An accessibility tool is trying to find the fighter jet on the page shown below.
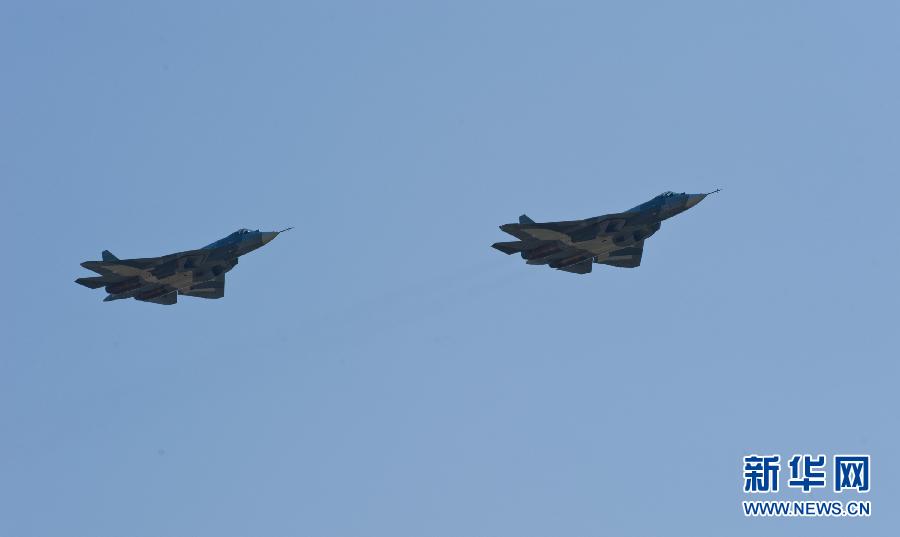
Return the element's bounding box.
[75,228,291,304]
[492,190,718,274]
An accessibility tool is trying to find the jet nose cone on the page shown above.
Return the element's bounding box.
[684,194,707,209]
[260,231,279,245]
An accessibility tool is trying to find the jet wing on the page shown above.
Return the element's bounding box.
[498,212,635,242]
[137,290,178,305]
[79,250,215,292]
[179,274,225,299]
[122,284,179,305]
[80,249,210,275]
[558,259,593,274]
[491,238,596,274]
[492,238,644,272]
[594,241,644,268]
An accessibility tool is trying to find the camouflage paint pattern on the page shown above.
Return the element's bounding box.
[492,191,717,274]
[75,228,290,304]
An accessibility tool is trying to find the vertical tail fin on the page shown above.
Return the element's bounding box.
[519,214,535,224]
[102,250,119,262]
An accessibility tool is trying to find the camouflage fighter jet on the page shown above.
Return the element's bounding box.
[492,190,719,274]
[75,228,291,304]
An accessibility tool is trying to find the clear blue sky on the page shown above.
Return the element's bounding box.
[2,1,897,535]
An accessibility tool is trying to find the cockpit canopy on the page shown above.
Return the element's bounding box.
[204,228,259,249]
[658,191,680,197]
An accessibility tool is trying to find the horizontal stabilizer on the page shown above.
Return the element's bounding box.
[491,241,526,255]
[75,276,108,289]
[80,261,106,273]
[519,214,535,224]
[102,250,119,262]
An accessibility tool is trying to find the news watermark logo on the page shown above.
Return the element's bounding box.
[741,454,871,517]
